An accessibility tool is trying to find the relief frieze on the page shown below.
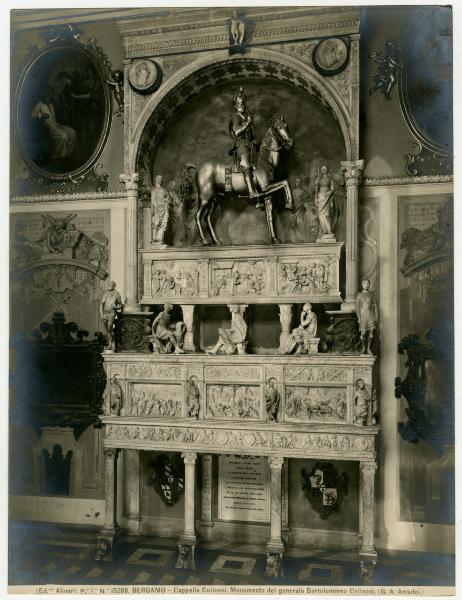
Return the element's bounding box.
[151,261,198,297]
[210,260,270,297]
[206,384,260,420]
[284,366,349,383]
[126,383,183,417]
[127,363,183,379]
[278,259,337,296]
[285,386,347,422]
[204,365,261,383]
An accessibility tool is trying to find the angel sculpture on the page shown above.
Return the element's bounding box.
[105,69,124,116]
[368,40,403,100]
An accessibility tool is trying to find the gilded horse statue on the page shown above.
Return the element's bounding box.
[191,116,294,245]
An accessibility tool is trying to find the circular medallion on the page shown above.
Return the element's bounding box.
[128,59,162,94]
[312,37,349,77]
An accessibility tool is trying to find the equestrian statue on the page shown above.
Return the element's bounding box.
[191,87,294,245]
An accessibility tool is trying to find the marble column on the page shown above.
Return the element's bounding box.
[120,173,140,313]
[176,452,197,570]
[340,160,364,311]
[359,461,377,582]
[265,455,285,578]
[278,305,292,352]
[95,448,119,560]
[125,450,141,535]
[199,454,214,541]
[180,305,195,352]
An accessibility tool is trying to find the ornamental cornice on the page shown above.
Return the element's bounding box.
[10,190,127,205]
[362,175,453,187]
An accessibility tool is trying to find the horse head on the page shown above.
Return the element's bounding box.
[271,115,294,151]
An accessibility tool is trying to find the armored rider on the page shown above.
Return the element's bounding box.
[229,87,259,199]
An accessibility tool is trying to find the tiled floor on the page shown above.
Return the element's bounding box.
[9,521,455,587]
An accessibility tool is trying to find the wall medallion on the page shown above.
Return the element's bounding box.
[128,59,162,95]
[13,25,114,183]
[148,453,185,506]
[301,462,348,519]
[312,37,349,77]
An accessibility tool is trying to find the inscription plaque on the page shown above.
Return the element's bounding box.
[218,455,270,522]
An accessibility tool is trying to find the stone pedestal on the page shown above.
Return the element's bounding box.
[265,456,285,578]
[340,160,364,311]
[176,452,197,570]
[307,337,320,354]
[95,448,120,561]
[120,173,141,313]
[115,313,152,352]
[199,454,214,541]
[180,305,195,352]
[324,310,361,353]
[278,305,292,351]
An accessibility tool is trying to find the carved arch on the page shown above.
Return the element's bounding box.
[130,47,354,172]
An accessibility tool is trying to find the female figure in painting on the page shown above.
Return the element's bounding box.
[206,305,247,355]
[31,98,77,160]
[314,165,336,241]
[284,303,317,354]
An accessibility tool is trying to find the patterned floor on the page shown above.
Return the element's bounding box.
[9,521,455,587]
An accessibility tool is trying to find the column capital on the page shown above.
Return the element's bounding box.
[120,172,139,191]
[268,455,284,470]
[182,452,198,465]
[103,447,119,460]
[227,304,248,312]
[341,159,365,186]
[360,461,377,475]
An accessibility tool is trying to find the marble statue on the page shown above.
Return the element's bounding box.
[167,180,183,240]
[283,303,317,354]
[355,279,379,355]
[265,378,280,421]
[354,379,370,425]
[102,375,122,416]
[150,303,186,354]
[100,280,123,352]
[151,175,170,244]
[187,375,200,419]
[314,165,336,241]
[206,304,247,355]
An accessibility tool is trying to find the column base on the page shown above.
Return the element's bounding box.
[126,516,141,535]
[265,546,284,579]
[359,548,377,584]
[123,303,142,314]
[175,540,197,570]
[340,301,356,312]
[95,527,120,561]
[199,520,214,542]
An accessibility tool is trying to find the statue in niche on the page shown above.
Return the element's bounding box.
[100,280,123,352]
[229,11,246,47]
[314,166,338,241]
[151,174,170,245]
[150,303,186,354]
[206,305,247,355]
[102,375,122,416]
[354,379,371,425]
[283,303,318,354]
[187,375,200,419]
[355,279,379,355]
[265,378,280,422]
[167,180,183,240]
[288,176,317,243]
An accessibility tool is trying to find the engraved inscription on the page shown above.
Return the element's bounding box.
[126,383,183,417]
[206,384,260,420]
[285,386,347,422]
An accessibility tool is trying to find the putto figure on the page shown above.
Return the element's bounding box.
[150,303,186,354]
[151,174,170,245]
[265,378,280,422]
[100,280,123,352]
[284,303,318,355]
[314,166,336,241]
[229,87,259,199]
[368,40,403,100]
[206,304,247,355]
[355,279,379,355]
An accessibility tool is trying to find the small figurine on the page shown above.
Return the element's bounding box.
[105,69,124,117]
[314,166,336,241]
[354,379,371,425]
[102,375,122,416]
[151,175,170,245]
[265,378,280,422]
[150,303,186,354]
[355,279,379,355]
[100,280,123,352]
[368,40,402,100]
[284,303,317,354]
[187,375,200,419]
[206,305,247,355]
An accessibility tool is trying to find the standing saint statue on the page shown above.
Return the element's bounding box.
[102,375,122,416]
[354,379,371,425]
[206,304,247,355]
[314,165,336,241]
[355,279,379,355]
[265,378,280,421]
[100,280,123,352]
[284,303,317,354]
[151,174,170,245]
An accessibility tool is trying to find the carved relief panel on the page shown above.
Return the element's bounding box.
[285,386,348,423]
[126,382,184,417]
[205,384,261,420]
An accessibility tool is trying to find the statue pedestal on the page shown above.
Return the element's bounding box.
[115,312,153,352]
[325,310,361,353]
[307,338,320,354]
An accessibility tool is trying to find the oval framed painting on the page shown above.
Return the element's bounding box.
[14,41,112,180]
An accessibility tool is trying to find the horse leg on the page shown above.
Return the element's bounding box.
[265,196,280,244]
[206,199,221,246]
[196,200,210,245]
[283,179,294,210]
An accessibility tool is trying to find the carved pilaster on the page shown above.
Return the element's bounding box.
[120,173,140,313]
[267,455,285,572]
[200,454,214,541]
[341,159,365,310]
[180,305,195,352]
[125,449,140,534]
[176,451,197,570]
[359,461,377,558]
[95,447,120,561]
[278,305,292,351]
